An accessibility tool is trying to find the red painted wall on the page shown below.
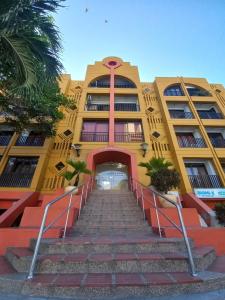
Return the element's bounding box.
[164,227,225,256]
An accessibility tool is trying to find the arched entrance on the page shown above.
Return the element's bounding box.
[86,147,138,191]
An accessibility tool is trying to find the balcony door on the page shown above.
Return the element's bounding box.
[186,163,208,176]
[95,162,128,190]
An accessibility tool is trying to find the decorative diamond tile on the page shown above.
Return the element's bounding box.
[55,162,65,171]
[152,131,160,138]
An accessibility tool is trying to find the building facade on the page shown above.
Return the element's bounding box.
[0,56,225,201]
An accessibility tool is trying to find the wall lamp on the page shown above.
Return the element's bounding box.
[71,143,82,157]
[140,142,149,157]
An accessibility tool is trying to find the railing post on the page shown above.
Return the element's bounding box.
[152,192,162,238]
[27,205,50,279]
[78,185,84,219]
[135,182,138,205]
[129,177,133,192]
[85,180,89,205]
[140,186,145,220]
[62,193,73,239]
[176,205,197,277]
[90,176,94,191]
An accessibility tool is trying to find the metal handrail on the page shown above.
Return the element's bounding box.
[27,176,93,280]
[130,178,197,277]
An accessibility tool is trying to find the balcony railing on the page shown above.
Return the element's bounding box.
[85,104,110,111]
[114,103,140,111]
[197,111,223,119]
[15,136,45,146]
[115,132,144,142]
[169,111,194,119]
[188,175,222,188]
[89,83,110,88]
[0,135,13,146]
[80,132,109,142]
[89,83,136,88]
[209,137,225,148]
[0,174,33,187]
[114,84,136,88]
[177,137,206,148]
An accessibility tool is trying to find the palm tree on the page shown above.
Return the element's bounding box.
[138,157,172,177]
[0,0,64,93]
[63,160,92,187]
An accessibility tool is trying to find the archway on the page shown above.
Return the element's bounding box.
[86,147,138,190]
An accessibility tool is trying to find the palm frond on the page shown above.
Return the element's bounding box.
[1,34,37,89]
[62,171,75,182]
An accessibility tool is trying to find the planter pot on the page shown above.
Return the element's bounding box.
[65,185,78,195]
[158,193,179,208]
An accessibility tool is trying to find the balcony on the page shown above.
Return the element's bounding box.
[0,135,13,146]
[197,111,223,119]
[188,175,222,188]
[85,104,110,111]
[209,137,225,148]
[0,174,33,187]
[177,136,206,148]
[15,135,45,146]
[80,132,109,142]
[169,111,194,119]
[115,103,140,111]
[115,132,144,142]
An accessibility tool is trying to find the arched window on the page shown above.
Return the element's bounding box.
[164,84,184,96]
[89,75,110,88]
[185,84,211,97]
[114,76,136,88]
[88,75,136,88]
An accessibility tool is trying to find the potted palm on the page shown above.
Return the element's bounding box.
[139,157,180,207]
[139,157,173,181]
[63,160,92,194]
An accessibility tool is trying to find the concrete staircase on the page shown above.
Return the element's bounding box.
[0,190,225,298]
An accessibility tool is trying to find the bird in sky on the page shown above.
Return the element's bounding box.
[85,8,88,13]
[105,20,108,23]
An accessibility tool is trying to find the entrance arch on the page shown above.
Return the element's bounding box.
[86,147,138,190]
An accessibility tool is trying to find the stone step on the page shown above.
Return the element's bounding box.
[83,208,141,212]
[6,246,216,274]
[79,213,144,220]
[86,202,138,208]
[78,218,144,223]
[30,237,194,255]
[73,226,150,233]
[76,221,147,226]
[90,191,133,195]
[1,271,225,299]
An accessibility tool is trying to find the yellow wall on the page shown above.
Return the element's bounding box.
[1,57,225,194]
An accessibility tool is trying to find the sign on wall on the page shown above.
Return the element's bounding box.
[194,188,225,198]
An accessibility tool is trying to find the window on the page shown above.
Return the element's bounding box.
[3,157,38,175]
[81,121,109,142]
[89,76,110,88]
[185,85,211,97]
[164,84,184,96]
[114,76,136,88]
[0,156,39,187]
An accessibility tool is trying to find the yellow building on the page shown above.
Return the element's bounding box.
[0,56,225,201]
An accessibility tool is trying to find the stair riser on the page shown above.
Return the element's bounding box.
[8,251,216,274]
[35,243,192,255]
[20,278,225,299]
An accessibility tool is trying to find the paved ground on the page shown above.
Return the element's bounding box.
[1,288,225,300]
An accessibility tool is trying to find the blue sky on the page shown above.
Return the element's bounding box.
[55,0,225,85]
